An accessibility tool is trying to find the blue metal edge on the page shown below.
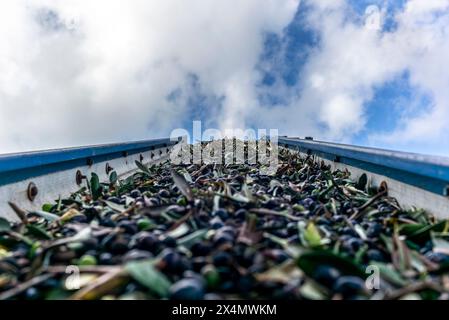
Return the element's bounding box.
[0,137,181,187]
[279,137,449,196]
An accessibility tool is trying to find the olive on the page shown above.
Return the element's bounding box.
[301,198,315,209]
[117,220,138,234]
[191,242,212,257]
[425,252,449,264]
[130,189,142,198]
[109,236,130,255]
[201,264,220,288]
[316,217,331,226]
[265,249,289,263]
[24,287,40,300]
[213,209,229,221]
[99,217,116,228]
[98,252,114,265]
[158,189,170,198]
[209,216,224,229]
[106,196,121,204]
[333,276,366,297]
[333,215,345,223]
[234,208,247,220]
[213,230,234,247]
[159,248,183,273]
[340,226,358,237]
[137,218,154,231]
[366,249,388,262]
[204,293,222,300]
[161,235,177,248]
[366,222,383,238]
[287,222,299,236]
[133,232,160,253]
[169,278,205,300]
[342,237,364,253]
[78,254,97,266]
[147,197,160,206]
[40,278,60,290]
[313,265,341,288]
[70,215,88,223]
[81,238,99,252]
[212,251,233,267]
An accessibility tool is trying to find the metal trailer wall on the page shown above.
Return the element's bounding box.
[278,137,449,219]
[0,137,181,221]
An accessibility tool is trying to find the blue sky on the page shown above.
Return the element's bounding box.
[1,0,449,156]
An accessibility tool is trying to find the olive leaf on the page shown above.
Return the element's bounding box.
[303,222,322,247]
[166,223,190,239]
[297,250,366,279]
[177,229,208,248]
[30,210,59,222]
[135,160,151,175]
[0,217,11,233]
[171,169,193,202]
[356,173,368,191]
[109,171,118,184]
[125,259,171,298]
[90,173,102,200]
[26,224,53,240]
[41,203,54,213]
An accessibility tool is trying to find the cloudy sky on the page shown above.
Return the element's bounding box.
[1,0,449,156]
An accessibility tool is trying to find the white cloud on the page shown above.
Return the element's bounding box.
[254,0,449,155]
[2,0,449,156]
[0,0,299,153]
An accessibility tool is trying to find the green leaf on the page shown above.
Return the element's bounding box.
[125,259,171,298]
[42,203,54,212]
[135,160,151,175]
[304,222,322,247]
[356,173,367,191]
[166,223,190,239]
[0,217,11,233]
[171,169,193,202]
[177,229,207,248]
[109,171,118,184]
[90,173,102,200]
[370,262,408,286]
[103,200,125,213]
[31,210,59,222]
[26,224,53,240]
[297,250,366,279]
[403,221,446,245]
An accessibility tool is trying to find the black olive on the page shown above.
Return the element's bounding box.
[98,252,114,265]
[234,208,247,220]
[130,189,142,198]
[333,276,366,297]
[213,209,229,221]
[191,242,212,257]
[133,232,160,253]
[158,189,170,198]
[109,236,130,255]
[169,278,205,300]
[106,196,121,204]
[161,235,177,248]
[366,249,388,262]
[117,220,138,234]
[366,222,383,238]
[313,265,341,288]
[212,251,233,267]
[24,287,40,300]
